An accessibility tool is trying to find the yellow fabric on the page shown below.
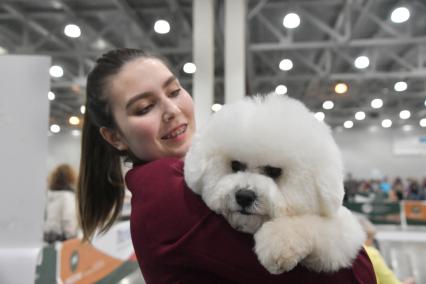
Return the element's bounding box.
[364,245,401,284]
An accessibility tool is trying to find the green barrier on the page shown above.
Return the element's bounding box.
[35,244,57,284]
[344,202,401,225]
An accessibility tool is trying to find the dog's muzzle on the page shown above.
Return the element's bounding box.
[235,189,257,211]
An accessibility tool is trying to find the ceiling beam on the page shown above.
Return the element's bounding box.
[254,70,426,83]
[113,0,157,49]
[250,36,426,51]
[3,3,70,50]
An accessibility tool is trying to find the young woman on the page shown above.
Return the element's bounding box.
[78,48,375,283]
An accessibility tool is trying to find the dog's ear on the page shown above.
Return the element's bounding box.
[315,166,345,216]
[184,141,207,194]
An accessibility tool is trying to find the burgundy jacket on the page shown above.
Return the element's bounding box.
[126,158,376,284]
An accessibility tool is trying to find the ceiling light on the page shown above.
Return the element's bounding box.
[354,56,370,69]
[283,13,300,29]
[52,1,62,9]
[394,81,407,92]
[399,110,411,119]
[183,62,196,74]
[211,104,222,112]
[322,100,334,110]
[355,111,366,120]
[69,116,80,125]
[314,112,325,121]
[371,98,383,109]
[279,59,293,71]
[381,119,392,128]
[71,129,81,137]
[334,83,348,94]
[420,118,426,127]
[48,91,55,101]
[368,125,378,132]
[402,125,413,132]
[92,38,108,50]
[50,124,61,133]
[275,84,287,95]
[64,24,81,38]
[391,7,410,23]
[49,65,63,78]
[334,126,343,132]
[154,19,170,34]
[343,120,354,129]
[80,105,86,114]
[71,84,81,94]
[0,46,8,55]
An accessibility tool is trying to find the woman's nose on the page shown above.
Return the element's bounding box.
[162,99,180,122]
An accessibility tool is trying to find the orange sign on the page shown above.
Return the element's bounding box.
[60,239,123,284]
[404,201,426,221]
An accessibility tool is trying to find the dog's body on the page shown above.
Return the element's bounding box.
[184,94,365,274]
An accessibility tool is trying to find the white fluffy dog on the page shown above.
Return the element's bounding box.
[184,94,366,274]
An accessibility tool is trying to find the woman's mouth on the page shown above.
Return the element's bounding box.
[162,124,187,140]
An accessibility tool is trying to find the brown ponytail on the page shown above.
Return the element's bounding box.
[77,48,153,240]
[77,112,124,240]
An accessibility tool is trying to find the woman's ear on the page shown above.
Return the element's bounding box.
[99,127,128,151]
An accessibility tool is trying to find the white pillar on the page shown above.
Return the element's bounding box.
[225,0,247,103]
[193,0,215,128]
[0,55,50,284]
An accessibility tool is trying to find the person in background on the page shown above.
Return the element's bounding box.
[357,215,415,284]
[44,164,78,242]
[406,179,424,200]
[422,178,426,198]
[343,172,358,202]
[379,176,391,197]
[391,177,405,201]
[77,48,376,283]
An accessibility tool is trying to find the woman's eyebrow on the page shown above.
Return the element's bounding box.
[163,75,177,88]
[126,92,152,110]
[125,76,177,110]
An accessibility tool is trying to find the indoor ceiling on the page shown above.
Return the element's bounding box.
[1,0,426,131]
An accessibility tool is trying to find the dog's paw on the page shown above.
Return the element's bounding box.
[254,220,311,274]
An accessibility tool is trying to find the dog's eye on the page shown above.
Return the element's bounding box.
[231,160,247,172]
[263,166,282,179]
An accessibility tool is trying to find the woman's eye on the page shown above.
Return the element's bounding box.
[263,166,282,179]
[170,88,181,97]
[135,104,153,115]
[231,160,247,172]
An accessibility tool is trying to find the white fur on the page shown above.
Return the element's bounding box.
[184,94,365,274]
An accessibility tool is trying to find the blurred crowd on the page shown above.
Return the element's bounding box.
[344,174,426,202]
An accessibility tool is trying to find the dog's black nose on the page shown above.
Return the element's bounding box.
[235,189,256,208]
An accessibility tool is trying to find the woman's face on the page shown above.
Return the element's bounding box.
[104,57,195,161]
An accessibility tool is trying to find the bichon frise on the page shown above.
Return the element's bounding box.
[184,94,365,274]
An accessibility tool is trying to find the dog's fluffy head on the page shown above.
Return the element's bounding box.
[184,94,344,233]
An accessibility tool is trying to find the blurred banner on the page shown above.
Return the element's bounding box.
[404,201,426,225]
[35,221,139,284]
[393,135,426,155]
